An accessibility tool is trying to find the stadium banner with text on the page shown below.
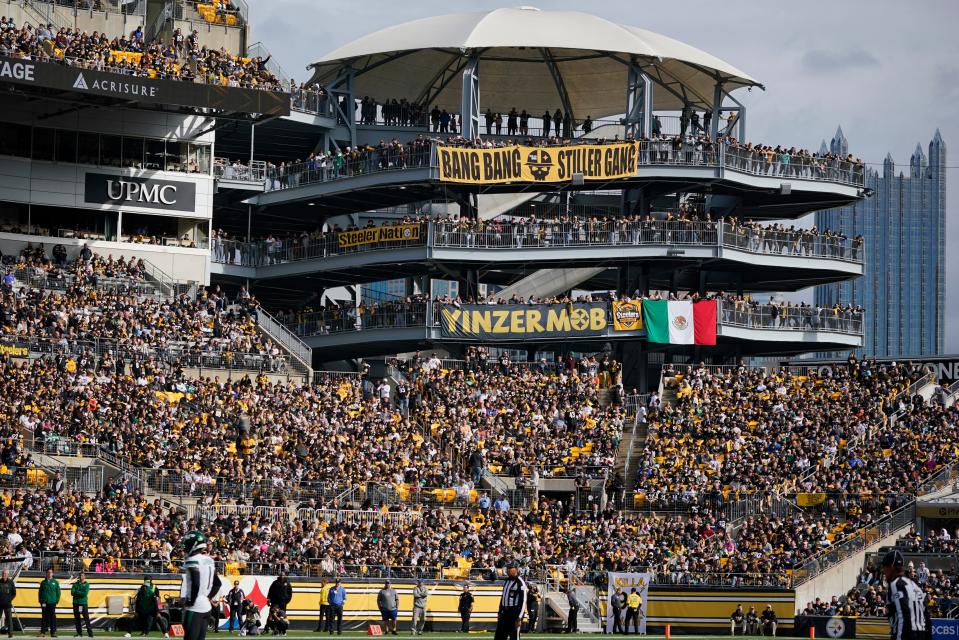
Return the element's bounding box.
[612,300,645,332]
[0,55,290,116]
[933,619,959,640]
[436,142,639,184]
[439,302,609,340]
[337,224,421,249]
[0,343,28,357]
[606,572,650,634]
[796,493,827,507]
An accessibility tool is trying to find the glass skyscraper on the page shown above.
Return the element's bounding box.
[815,127,946,357]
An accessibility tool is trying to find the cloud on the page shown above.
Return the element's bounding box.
[801,48,880,73]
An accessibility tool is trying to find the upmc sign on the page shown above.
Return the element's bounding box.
[933,619,959,640]
[0,55,289,116]
[85,173,197,213]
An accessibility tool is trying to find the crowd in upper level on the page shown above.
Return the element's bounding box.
[0,18,280,89]
[211,211,864,267]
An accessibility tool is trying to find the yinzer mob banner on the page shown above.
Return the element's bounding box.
[436,142,640,184]
[337,224,421,249]
[439,303,609,340]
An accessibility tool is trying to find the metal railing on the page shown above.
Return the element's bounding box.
[13,267,164,299]
[171,0,247,28]
[245,41,287,86]
[790,501,916,586]
[724,144,865,187]
[262,146,433,192]
[917,461,959,496]
[290,88,334,117]
[212,219,863,268]
[623,393,650,418]
[278,299,865,340]
[888,372,934,413]
[213,158,267,182]
[717,300,865,336]
[211,221,429,267]
[195,504,421,527]
[280,302,430,337]
[253,139,864,194]
[254,308,313,374]
[0,333,296,376]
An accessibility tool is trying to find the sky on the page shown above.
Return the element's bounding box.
[247,0,958,350]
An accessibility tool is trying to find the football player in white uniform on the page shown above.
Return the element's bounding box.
[180,531,221,640]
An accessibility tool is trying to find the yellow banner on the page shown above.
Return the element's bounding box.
[437,142,639,184]
[0,344,28,357]
[612,301,644,332]
[796,493,826,507]
[337,223,420,249]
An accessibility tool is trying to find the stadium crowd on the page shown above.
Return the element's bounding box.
[635,360,948,507]
[0,18,281,89]
[0,345,950,590]
[210,211,863,267]
[0,245,291,373]
[810,561,959,619]
[252,127,862,192]
[0,479,898,588]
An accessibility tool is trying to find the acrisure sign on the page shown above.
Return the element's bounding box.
[0,55,290,116]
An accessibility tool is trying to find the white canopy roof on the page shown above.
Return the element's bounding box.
[308,7,762,118]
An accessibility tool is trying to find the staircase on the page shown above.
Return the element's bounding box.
[614,410,648,497]
[792,501,916,607]
[545,586,603,633]
[20,0,61,28]
[254,308,313,378]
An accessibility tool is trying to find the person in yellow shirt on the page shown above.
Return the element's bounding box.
[315,579,330,632]
[625,588,642,634]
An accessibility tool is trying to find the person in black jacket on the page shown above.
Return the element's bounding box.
[266,573,293,620]
[610,587,626,635]
[0,570,15,638]
[526,585,539,633]
[226,582,245,633]
[457,585,474,633]
[564,586,579,634]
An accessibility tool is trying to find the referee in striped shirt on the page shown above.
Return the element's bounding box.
[882,550,929,640]
[495,562,528,640]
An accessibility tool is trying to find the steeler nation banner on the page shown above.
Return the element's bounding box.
[436,142,639,184]
[337,223,421,249]
[606,572,650,634]
[439,303,609,340]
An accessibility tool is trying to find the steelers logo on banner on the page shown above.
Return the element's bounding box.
[526,149,553,181]
[826,617,846,638]
[612,301,644,332]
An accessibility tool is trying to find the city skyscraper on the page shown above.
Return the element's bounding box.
[815,127,946,357]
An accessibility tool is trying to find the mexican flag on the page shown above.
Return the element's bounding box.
[643,300,717,345]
